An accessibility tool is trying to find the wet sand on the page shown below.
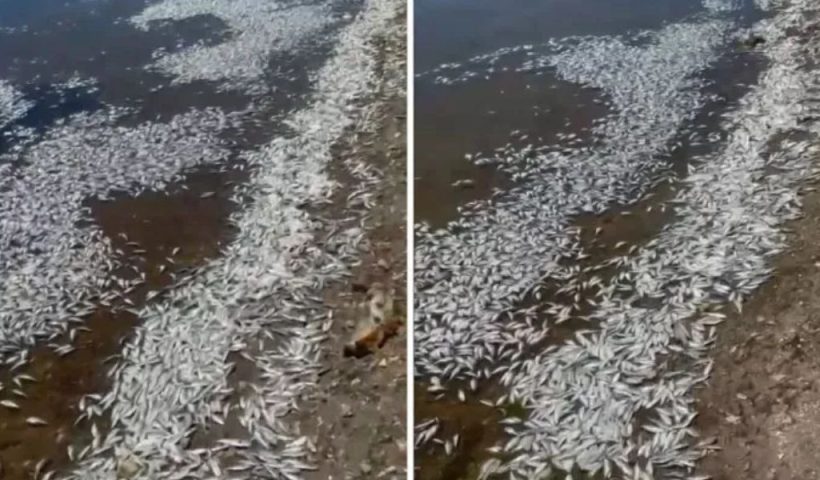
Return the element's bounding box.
[695,169,820,479]
[295,14,408,478]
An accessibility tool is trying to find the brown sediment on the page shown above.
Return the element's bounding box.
[414,382,507,480]
[0,165,241,479]
[91,165,244,272]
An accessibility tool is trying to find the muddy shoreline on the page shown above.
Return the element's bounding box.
[696,176,820,480]
[694,11,820,480]
[295,6,408,479]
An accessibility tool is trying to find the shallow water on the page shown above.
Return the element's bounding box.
[414,0,777,478]
[415,69,609,226]
[415,0,764,226]
[0,0,366,476]
[415,0,706,71]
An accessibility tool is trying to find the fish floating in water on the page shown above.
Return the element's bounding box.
[415,0,820,477]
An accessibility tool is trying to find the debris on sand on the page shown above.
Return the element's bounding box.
[743,35,767,48]
[344,282,401,358]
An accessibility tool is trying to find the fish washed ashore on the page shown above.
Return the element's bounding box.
[696,15,820,477]
[698,162,820,480]
[0,0,405,478]
[67,2,406,478]
[415,0,820,478]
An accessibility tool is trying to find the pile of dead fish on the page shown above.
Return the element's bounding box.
[416,18,730,383]
[0,79,31,129]
[416,0,820,477]
[0,0,401,478]
[499,3,818,477]
[58,0,401,478]
[0,107,237,359]
[132,0,337,93]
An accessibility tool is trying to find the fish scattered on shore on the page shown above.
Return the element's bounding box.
[415,0,820,477]
[0,0,403,478]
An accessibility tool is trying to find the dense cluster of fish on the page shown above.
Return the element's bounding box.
[415,0,750,88]
[131,0,336,93]
[0,107,237,360]
[0,0,401,478]
[702,0,742,12]
[498,3,820,477]
[416,0,820,477]
[51,0,400,478]
[0,79,31,130]
[416,18,730,382]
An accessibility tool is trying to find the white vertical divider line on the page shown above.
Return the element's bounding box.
[405,0,415,476]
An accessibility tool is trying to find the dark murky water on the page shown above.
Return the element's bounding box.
[415,68,610,226]
[415,0,704,71]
